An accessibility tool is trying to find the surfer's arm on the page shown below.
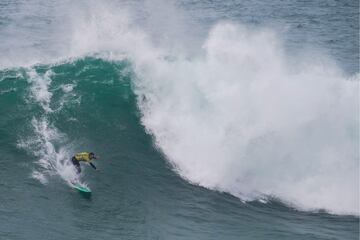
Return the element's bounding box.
[89,162,97,170]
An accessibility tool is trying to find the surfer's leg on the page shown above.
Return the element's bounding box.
[71,157,81,174]
[75,164,81,174]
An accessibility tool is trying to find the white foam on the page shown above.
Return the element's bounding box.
[60,84,75,93]
[31,170,48,185]
[26,69,53,112]
[18,118,78,185]
[20,66,80,185]
[132,23,359,215]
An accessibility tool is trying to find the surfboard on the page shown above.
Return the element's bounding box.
[72,183,91,193]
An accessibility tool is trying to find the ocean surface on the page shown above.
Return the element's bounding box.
[0,0,359,239]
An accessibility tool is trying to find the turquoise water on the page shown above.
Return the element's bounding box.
[0,1,359,239]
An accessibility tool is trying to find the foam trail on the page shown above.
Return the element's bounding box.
[18,118,77,185]
[19,68,79,185]
[26,69,53,112]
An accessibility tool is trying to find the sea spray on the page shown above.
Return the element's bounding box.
[133,23,359,215]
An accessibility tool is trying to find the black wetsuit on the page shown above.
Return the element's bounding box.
[71,157,81,173]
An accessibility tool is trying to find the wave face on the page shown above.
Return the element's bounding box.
[10,58,137,187]
[0,0,359,239]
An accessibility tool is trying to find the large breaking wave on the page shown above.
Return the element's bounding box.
[2,0,358,215]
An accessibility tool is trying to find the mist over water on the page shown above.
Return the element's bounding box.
[0,0,359,239]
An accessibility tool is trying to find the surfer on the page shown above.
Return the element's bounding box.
[71,152,98,174]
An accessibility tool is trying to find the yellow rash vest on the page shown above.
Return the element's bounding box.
[74,152,92,162]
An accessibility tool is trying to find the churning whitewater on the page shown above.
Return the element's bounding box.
[136,23,359,215]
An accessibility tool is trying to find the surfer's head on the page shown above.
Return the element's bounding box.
[89,152,96,159]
